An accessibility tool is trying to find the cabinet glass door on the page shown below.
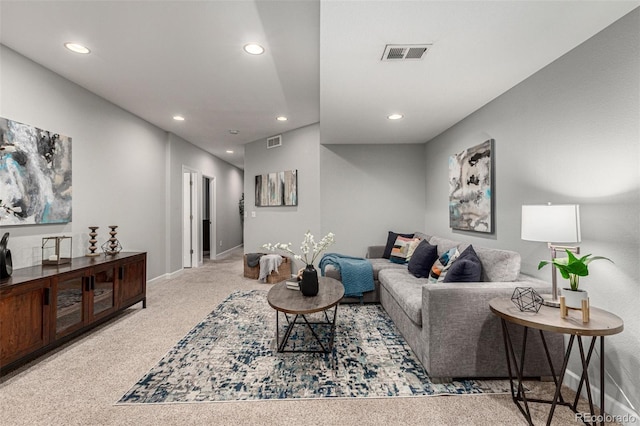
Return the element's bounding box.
[56,274,84,335]
[92,268,115,318]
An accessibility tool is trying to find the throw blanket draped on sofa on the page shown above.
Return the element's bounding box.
[319,253,374,297]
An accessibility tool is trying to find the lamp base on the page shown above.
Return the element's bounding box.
[540,294,561,308]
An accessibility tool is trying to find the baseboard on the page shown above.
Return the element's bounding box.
[215,244,243,259]
[147,268,183,284]
[564,369,639,425]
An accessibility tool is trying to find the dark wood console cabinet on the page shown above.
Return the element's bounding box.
[0,252,146,374]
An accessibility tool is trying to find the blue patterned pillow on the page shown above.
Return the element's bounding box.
[429,247,460,283]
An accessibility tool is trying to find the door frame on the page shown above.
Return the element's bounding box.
[182,167,199,269]
[202,175,216,261]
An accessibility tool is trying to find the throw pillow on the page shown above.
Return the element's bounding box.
[443,245,483,282]
[428,247,460,283]
[383,231,414,259]
[389,236,421,264]
[408,240,438,278]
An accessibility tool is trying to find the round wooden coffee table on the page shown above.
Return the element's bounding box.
[267,276,344,353]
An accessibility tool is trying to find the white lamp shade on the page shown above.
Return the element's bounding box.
[521,204,581,243]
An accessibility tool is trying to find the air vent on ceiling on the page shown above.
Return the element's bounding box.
[381,44,432,61]
[267,135,282,149]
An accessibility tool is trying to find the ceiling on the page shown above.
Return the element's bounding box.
[1,1,638,169]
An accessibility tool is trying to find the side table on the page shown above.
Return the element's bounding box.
[489,298,623,426]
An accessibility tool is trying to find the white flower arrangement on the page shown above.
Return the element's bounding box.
[263,231,335,266]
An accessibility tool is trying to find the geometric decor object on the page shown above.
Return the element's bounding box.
[449,139,493,233]
[117,290,512,404]
[0,117,72,225]
[511,287,543,313]
[101,225,122,255]
[255,169,297,207]
[41,236,72,266]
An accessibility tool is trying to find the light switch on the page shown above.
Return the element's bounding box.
[251,211,256,218]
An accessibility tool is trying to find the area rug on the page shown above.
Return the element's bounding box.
[117,290,510,404]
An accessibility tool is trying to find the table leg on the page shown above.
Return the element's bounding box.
[500,319,533,425]
[547,334,575,425]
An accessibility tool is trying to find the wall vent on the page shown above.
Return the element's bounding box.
[267,135,282,149]
[381,44,432,61]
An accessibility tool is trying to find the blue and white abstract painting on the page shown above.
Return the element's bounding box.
[449,139,493,233]
[0,117,72,225]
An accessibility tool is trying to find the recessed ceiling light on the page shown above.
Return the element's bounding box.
[276,116,288,122]
[387,113,404,120]
[226,150,234,154]
[173,115,185,121]
[229,130,239,135]
[64,42,90,54]
[243,43,264,55]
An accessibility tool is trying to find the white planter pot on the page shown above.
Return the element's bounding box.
[561,288,588,309]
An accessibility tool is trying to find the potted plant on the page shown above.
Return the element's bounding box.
[538,249,612,308]
[263,231,335,296]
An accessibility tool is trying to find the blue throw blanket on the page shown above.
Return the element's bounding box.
[319,253,374,298]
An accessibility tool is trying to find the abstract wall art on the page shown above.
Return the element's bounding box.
[0,117,72,225]
[449,139,493,233]
[255,169,297,207]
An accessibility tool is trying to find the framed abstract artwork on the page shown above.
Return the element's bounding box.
[448,139,493,233]
[255,169,297,207]
[0,117,72,225]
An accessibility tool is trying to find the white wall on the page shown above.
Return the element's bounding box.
[320,144,426,256]
[0,45,244,280]
[243,123,321,271]
[423,10,639,418]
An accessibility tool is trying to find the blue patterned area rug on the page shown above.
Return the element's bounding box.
[117,290,510,404]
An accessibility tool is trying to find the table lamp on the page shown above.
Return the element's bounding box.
[521,204,581,307]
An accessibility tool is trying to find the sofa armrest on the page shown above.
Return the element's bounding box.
[366,245,385,259]
[420,277,559,378]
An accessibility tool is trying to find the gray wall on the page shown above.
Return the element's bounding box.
[167,133,244,273]
[320,144,426,256]
[243,123,321,271]
[423,10,639,416]
[0,45,244,280]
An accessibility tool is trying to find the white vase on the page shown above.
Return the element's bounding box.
[561,288,588,309]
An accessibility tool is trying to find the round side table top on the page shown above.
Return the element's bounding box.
[489,297,623,337]
[267,276,344,315]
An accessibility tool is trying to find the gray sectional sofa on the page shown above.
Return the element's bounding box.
[325,232,564,380]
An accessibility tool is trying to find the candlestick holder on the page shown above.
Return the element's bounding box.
[86,226,100,257]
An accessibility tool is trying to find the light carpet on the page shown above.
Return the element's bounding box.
[117,289,511,404]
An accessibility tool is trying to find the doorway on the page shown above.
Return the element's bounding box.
[202,176,216,260]
[182,169,198,268]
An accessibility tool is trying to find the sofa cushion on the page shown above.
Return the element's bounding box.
[390,236,421,264]
[473,246,521,282]
[368,258,407,281]
[443,245,483,282]
[378,268,426,326]
[428,236,462,256]
[383,231,414,259]
[407,240,438,278]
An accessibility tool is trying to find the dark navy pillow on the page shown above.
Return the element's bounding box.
[408,239,438,278]
[443,245,483,282]
[383,231,414,259]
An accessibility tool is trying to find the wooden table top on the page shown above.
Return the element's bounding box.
[267,276,345,315]
[489,298,624,337]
